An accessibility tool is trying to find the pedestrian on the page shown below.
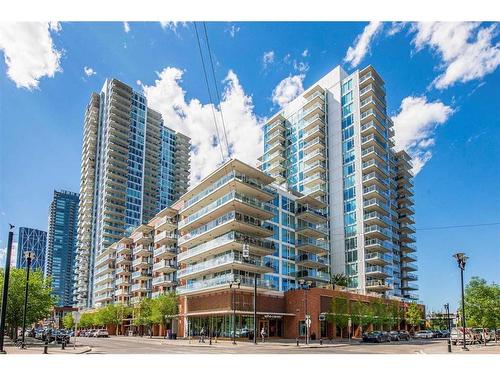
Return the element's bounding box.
[260,327,266,343]
[199,327,206,343]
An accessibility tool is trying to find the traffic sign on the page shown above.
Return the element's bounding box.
[72,311,81,323]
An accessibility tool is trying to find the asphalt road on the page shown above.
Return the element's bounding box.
[74,336,500,354]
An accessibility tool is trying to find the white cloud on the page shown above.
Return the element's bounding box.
[344,21,383,68]
[123,22,130,33]
[0,242,17,269]
[262,51,275,68]
[283,53,291,64]
[227,24,240,38]
[160,22,187,34]
[293,60,309,73]
[272,74,305,109]
[387,22,407,36]
[0,22,62,90]
[412,22,500,89]
[302,49,309,57]
[142,67,264,184]
[392,96,454,175]
[84,66,96,77]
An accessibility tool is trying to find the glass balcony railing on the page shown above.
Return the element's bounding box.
[364,238,392,251]
[296,238,328,250]
[152,274,175,286]
[365,252,392,263]
[177,252,269,279]
[363,211,393,226]
[365,265,390,274]
[177,231,276,263]
[364,225,392,238]
[131,270,151,279]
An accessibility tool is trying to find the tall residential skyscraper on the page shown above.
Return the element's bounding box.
[44,190,79,307]
[259,65,418,301]
[74,78,191,308]
[16,227,47,271]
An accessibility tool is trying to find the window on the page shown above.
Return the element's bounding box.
[342,80,352,94]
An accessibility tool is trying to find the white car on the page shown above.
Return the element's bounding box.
[414,330,434,339]
[93,329,109,338]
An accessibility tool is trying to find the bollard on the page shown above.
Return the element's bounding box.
[447,339,452,353]
[61,340,65,350]
[296,338,299,346]
[320,338,323,345]
[209,336,212,345]
[43,342,48,354]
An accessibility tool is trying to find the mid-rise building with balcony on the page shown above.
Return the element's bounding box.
[74,78,191,308]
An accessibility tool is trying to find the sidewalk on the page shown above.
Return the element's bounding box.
[2,338,92,355]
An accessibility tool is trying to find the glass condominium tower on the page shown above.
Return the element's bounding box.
[44,190,79,306]
[74,78,191,308]
[260,65,418,301]
[16,227,47,271]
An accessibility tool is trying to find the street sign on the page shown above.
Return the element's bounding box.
[72,311,81,323]
[305,315,311,327]
[348,318,352,327]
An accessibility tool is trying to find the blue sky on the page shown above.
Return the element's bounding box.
[0,21,499,312]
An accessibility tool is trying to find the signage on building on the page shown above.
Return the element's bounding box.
[263,314,283,319]
[319,314,326,321]
[242,243,250,259]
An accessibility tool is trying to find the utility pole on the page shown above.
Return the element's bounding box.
[21,251,34,349]
[0,225,15,354]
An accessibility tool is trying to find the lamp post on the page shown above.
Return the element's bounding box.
[241,239,257,344]
[444,303,452,353]
[453,252,469,351]
[0,225,15,354]
[20,251,34,349]
[229,278,240,345]
[299,279,312,345]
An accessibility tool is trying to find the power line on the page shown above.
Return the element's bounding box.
[193,22,226,163]
[415,222,500,231]
[202,22,231,158]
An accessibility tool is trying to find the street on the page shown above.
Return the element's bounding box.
[71,336,500,354]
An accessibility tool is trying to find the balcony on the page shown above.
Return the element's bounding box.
[363,185,389,201]
[364,211,392,227]
[94,264,114,278]
[115,289,130,297]
[303,149,326,165]
[303,137,325,154]
[401,282,419,291]
[95,253,115,268]
[266,119,285,135]
[154,215,177,232]
[115,277,130,287]
[177,273,278,296]
[365,265,390,278]
[152,274,175,287]
[131,283,150,293]
[364,238,392,253]
[116,267,131,276]
[177,252,272,280]
[397,204,415,216]
[267,161,286,175]
[295,269,330,283]
[155,230,177,247]
[362,159,389,177]
[267,129,285,144]
[400,233,417,243]
[177,231,275,264]
[365,252,392,266]
[402,273,418,281]
[364,225,392,240]
[296,238,329,256]
[302,183,327,199]
[153,245,177,260]
[266,150,285,165]
[303,160,326,177]
[363,198,390,215]
[362,172,389,190]
[133,244,153,257]
[401,252,418,263]
[303,91,325,109]
[131,270,152,280]
[295,205,327,224]
[365,279,392,292]
[303,123,325,143]
[401,242,417,253]
[296,254,328,269]
[153,259,176,274]
[400,223,416,234]
[296,222,328,239]
[94,272,115,286]
[266,141,285,155]
[178,211,274,248]
[133,231,154,246]
[303,114,325,133]
[132,257,152,268]
[302,103,324,122]
[401,263,418,272]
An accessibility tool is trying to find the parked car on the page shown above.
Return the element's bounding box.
[53,329,70,343]
[414,330,434,339]
[362,331,390,343]
[397,331,411,341]
[471,328,491,343]
[388,331,401,341]
[431,330,443,338]
[440,330,450,338]
[451,327,476,345]
[93,329,109,338]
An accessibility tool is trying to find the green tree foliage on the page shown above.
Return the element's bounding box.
[151,292,178,335]
[62,313,74,329]
[350,301,374,335]
[79,312,95,328]
[463,277,500,329]
[0,268,55,337]
[406,302,423,332]
[327,297,349,338]
[330,273,349,287]
[371,300,388,330]
[135,298,154,336]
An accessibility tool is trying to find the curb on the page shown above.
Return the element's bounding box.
[78,346,92,354]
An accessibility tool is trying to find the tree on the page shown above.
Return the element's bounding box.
[151,292,178,338]
[330,273,348,288]
[79,312,95,328]
[371,300,388,330]
[0,268,55,338]
[62,313,74,329]
[406,302,423,332]
[135,298,154,337]
[327,297,349,339]
[351,301,373,336]
[115,303,133,335]
[463,277,500,344]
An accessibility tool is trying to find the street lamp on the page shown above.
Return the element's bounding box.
[298,279,312,345]
[20,250,34,349]
[229,278,241,345]
[0,224,15,354]
[242,239,258,345]
[453,252,469,351]
[444,303,452,353]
